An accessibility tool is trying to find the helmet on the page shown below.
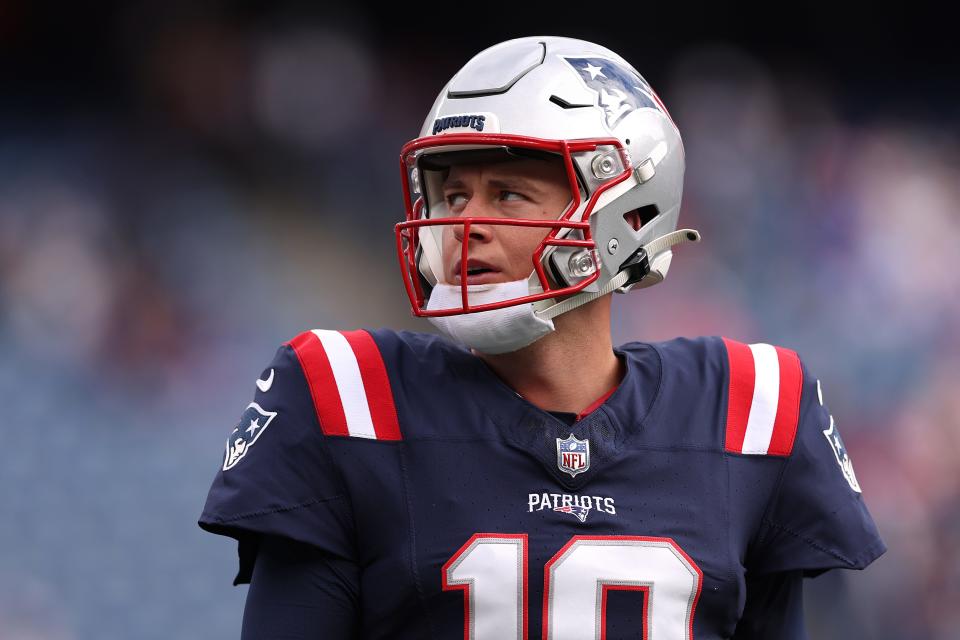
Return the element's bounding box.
[395,35,700,322]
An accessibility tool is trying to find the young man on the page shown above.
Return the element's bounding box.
[199,36,886,638]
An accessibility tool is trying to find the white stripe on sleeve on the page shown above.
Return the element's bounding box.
[741,343,780,454]
[312,329,377,439]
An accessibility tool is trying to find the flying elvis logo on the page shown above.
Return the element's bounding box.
[561,56,671,131]
[817,379,862,493]
[224,402,277,470]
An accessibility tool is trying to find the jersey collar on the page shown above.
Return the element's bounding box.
[446,340,661,489]
[448,341,662,442]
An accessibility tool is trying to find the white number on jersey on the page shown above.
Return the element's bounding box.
[444,533,702,639]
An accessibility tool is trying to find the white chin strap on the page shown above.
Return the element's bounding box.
[425,228,700,354]
[536,228,702,320]
[426,278,556,355]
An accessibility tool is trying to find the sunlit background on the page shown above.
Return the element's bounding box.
[1,3,957,638]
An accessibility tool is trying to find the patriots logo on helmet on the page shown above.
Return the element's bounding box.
[562,56,667,130]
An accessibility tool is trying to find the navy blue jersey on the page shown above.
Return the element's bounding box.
[199,328,886,639]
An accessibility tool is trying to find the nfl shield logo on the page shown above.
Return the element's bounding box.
[556,434,590,478]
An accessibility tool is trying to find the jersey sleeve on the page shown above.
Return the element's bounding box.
[198,342,356,585]
[731,569,806,639]
[747,354,887,577]
[241,535,360,639]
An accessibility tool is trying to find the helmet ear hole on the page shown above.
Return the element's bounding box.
[624,205,659,231]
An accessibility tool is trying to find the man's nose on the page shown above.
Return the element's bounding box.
[451,195,495,243]
[451,221,493,243]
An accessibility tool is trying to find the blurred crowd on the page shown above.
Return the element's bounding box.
[0,5,957,639]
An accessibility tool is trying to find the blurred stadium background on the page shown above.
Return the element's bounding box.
[1,2,956,638]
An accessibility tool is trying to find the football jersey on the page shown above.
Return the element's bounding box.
[199,328,886,639]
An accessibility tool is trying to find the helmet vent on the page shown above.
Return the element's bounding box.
[624,205,659,231]
[549,94,591,109]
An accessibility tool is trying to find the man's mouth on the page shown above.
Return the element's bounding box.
[451,260,501,284]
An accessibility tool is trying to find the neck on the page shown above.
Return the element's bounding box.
[473,296,624,415]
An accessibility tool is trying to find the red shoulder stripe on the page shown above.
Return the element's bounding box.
[288,331,349,437]
[721,337,802,456]
[767,346,802,455]
[288,330,402,440]
[341,330,402,441]
[722,337,755,453]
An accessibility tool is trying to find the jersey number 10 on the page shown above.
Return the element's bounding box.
[443,533,702,640]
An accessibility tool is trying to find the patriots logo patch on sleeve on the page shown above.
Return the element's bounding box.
[822,415,862,493]
[561,56,668,130]
[816,379,862,493]
[223,402,277,471]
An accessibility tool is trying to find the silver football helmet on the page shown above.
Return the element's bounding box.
[395,35,700,321]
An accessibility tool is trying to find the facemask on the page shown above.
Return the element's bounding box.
[425,278,556,354]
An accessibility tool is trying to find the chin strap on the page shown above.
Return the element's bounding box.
[536,228,702,321]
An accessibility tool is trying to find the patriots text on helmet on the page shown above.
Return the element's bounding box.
[432,114,486,135]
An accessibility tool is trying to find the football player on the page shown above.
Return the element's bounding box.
[199,36,886,639]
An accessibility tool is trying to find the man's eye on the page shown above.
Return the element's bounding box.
[500,191,526,202]
[445,193,467,208]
